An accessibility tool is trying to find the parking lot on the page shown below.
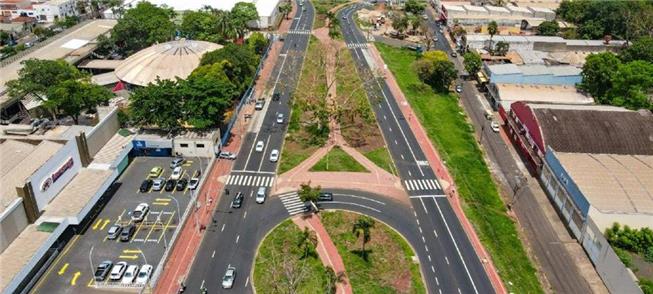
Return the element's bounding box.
[31,156,207,293]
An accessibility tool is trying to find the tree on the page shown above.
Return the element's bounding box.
[324,266,345,294]
[46,80,112,124]
[487,20,498,51]
[214,10,236,41]
[605,60,653,110]
[580,52,621,101]
[620,37,653,63]
[32,26,53,40]
[537,20,560,36]
[413,51,457,92]
[326,11,341,39]
[247,32,269,55]
[391,14,409,34]
[352,216,375,261]
[409,15,422,34]
[129,79,183,132]
[297,228,318,259]
[180,10,220,42]
[231,2,259,39]
[279,2,292,20]
[180,63,238,128]
[0,30,11,45]
[463,51,482,76]
[7,59,85,102]
[404,0,425,15]
[110,2,175,55]
[199,43,259,91]
[298,182,321,203]
[494,41,509,56]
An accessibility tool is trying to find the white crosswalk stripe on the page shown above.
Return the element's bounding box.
[288,29,311,35]
[225,174,275,187]
[347,43,368,49]
[404,179,442,191]
[278,192,305,216]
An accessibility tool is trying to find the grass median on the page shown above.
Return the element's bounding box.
[310,146,368,172]
[375,42,542,293]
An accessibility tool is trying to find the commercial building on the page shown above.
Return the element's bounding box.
[132,129,221,158]
[439,3,554,26]
[484,63,582,86]
[489,83,593,111]
[504,103,653,171]
[32,0,76,23]
[466,34,626,53]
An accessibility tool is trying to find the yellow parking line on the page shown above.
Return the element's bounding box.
[58,263,69,275]
[92,219,103,230]
[132,219,146,241]
[158,211,175,243]
[155,198,171,202]
[119,255,139,260]
[70,271,81,286]
[99,219,110,230]
[123,249,142,254]
[31,235,80,292]
[144,219,157,241]
[152,202,169,206]
[87,278,94,287]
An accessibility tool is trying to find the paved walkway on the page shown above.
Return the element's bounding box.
[154,9,299,294]
[366,44,507,294]
[293,214,353,294]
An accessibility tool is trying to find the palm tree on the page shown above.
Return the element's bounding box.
[297,228,318,258]
[352,216,375,261]
[214,10,236,41]
[487,20,498,52]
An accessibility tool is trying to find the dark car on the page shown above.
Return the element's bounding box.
[94,260,113,281]
[272,92,281,101]
[164,179,177,191]
[318,192,333,201]
[120,225,135,242]
[139,179,153,192]
[231,192,244,208]
[176,178,188,191]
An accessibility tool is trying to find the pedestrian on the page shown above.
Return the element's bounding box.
[225,188,230,195]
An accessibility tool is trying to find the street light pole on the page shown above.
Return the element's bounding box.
[88,245,95,283]
[508,176,528,209]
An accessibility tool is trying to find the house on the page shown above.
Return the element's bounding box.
[32,0,76,23]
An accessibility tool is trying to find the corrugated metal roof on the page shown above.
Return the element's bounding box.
[487,63,520,75]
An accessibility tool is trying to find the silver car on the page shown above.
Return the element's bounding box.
[222,266,236,289]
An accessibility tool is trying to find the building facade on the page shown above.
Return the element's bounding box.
[32,0,76,23]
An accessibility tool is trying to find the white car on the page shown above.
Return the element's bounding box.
[135,264,153,284]
[121,265,139,284]
[255,140,264,152]
[189,177,200,190]
[109,261,127,281]
[276,113,284,124]
[152,178,165,191]
[170,166,183,180]
[131,203,149,222]
[269,149,279,162]
[490,121,501,133]
[256,187,266,204]
[222,266,236,289]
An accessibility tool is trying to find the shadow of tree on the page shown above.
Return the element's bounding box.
[351,249,374,262]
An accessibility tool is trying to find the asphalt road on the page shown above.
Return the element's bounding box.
[339,4,493,294]
[31,157,206,294]
[183,1,315,293]
[422,6,595,293]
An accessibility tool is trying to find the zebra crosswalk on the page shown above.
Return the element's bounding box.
[288,29,311,35]
[278,192,305,216]
[347,43,368,49]
[225,174,275,187]
[404,179,442,191]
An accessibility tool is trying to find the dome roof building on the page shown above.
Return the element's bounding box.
[115,39,222,86]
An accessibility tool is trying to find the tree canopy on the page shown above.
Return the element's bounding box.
[180,10,220,43]
[413,51,457,92]
[620,37,653,63]
[129,79,183,132]
[230,2,259,39]
[537,20,560,36]
[200,43,259,91]
[247,32,269,55]
[463,52,482,75]
[404,0,425,15]
[580,52,621,100]
[110,1,175,55]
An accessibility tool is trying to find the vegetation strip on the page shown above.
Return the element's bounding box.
[310,146,368,173]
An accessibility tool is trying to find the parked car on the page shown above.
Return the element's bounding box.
[165,179,177,191]
[148,167,163,178]
[255,100,265,110]
[272,92,281,101]
[318,192,334,201]
[109,261,128,281]
[269,149,279,162]
[231,192,244,208]
[490,121,501,133]
[152,178,166,191]
[131,203,149,222]
[139,179,152,192]
[455,84,463,93]
[120,224,135,242]
[276,113,284,124]
[170,166,183,180]
[107,224,122,240]
[176,178,188,191]
[121,264,139,284]
[256,187,266,204]
[450,51,457,57]
[135,264,153,284]
[94,260,113,281]
[189,177,200,190]
[255,141,265,152]
[170,157,185,169]
[219,151,237,160]
[222,266,236,289]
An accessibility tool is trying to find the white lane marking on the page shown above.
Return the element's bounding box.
[431,265,435,273]
[416,219,420,226]
[236,235,240,244]
[211,250,216,258]
[432,198,479,294]
[418,226,422,234]
[422,236,426,243]
[445,256,450,265]
[200,280,205,289]
[243,211,247,219]
[325,201,382,213]
[226,175,233,185]
[436,276,439,285]
[408,170,412,176]
[434,229,438,238]
[384,115,387,120]
[418,180,426,190]
[409,195,447,199]
[221,224,226,232]
[333,193,386,205]
[458,288,462,294]
[388,127,392,132]
[404,180,412,191]
[419,197,428,214]
[424,245,429,252]
[394,139,398,145]
[428,255,432,262]
[434,179,441,189]
[400,154,405,160]
[439,289,443,294]
[426,180,435,190]
[257,135,272,172]
[236,175,244,186]
[245,276,250,287]
[245,175,251,186]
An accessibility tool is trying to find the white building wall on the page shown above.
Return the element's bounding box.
[27,139,81,211]
[33,0,76,22]
[0,199,28,254]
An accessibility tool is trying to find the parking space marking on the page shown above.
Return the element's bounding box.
[132,218,147,242]
[92,218,103,230]
[153,201,170,206]
[70,271,81,286]
[100,219,110,230]
[87,278,94,287]
[157,211,175,243]
[119,254,139,260]
[58,263,69,275]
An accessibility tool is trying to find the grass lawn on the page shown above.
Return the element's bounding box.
[310,146,368,172]
[253,220,330,293]
[375,42,542,293]
[364,147,396,175]
[321,211,426,294]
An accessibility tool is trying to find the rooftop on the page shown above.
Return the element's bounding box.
[40,168,113,221]
[0,224,52,291]
[114,39,222,86]
[488,64,582,76]
[534,107,653,155]
[556,152,653,216]
[495,84,594,105]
